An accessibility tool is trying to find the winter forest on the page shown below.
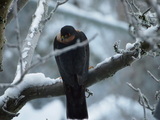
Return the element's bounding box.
[0,0,160,120]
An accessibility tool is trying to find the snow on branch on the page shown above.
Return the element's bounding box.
[123,0,160,57]
[13,0,68,85]
[122,1,160,119]
[1,0,160,119]
[145,0,160,25]
[0,73,61,120]
[0,38,149,119]
[13,0,49,85]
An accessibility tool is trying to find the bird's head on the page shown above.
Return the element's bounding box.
[60,25,76,43]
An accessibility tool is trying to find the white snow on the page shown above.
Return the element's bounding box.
[0,73,61,106]
[113,54,122,59]
[13,64,23,84]
[96,54,122,67]
[29,0,47,38]
[126,43,135,50]
[140,25,158,38]
[27,42,31,46]
[22,47,30,59]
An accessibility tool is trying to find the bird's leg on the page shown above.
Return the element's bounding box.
[85,88,93,98]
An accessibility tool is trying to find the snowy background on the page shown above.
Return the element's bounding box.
[0,0,159,120]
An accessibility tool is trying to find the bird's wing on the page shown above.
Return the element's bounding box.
[54,32,89,86]
[75,31,89,85]
[54,36,76,86]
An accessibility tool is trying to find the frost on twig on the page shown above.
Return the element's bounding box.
[0,31,149,119]
[7,0,30,24]
[147,70,160,83]
[0,40,140,119]
[147,70,160,120]
[13,0,49,85]
[127,82,154,120]
[123,0,160,58]
[145,0,160,25]
[12,33,97,86]
[13,0,68,85]
[45,0,68,22]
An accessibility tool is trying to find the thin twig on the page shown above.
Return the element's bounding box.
[142,7,151,16]
[121,0,132,24]
[155,90,160,100]
[0,83,14,88]
[45,0,68,22]
[131,0,140,12]
[14,0,23,75]
[147,70,160,83]
[125,0,138,21]
[2,106,19,117]
[12,33,98,85]
[127,82,154,120]
[114,40,125,54]
[145,0,160,25]
[6,43,18,48]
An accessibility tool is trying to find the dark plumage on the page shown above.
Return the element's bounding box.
[54,25,89,119]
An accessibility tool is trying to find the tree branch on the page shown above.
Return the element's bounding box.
[13,0,68,85]
[145,0,160,25]
[0,0,13,71]
[7,0,29,24]
[12,0,49,84]
[0,40,144,119]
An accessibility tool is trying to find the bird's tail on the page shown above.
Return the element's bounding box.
[64,83,88,119]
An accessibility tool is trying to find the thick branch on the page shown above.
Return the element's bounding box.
[0,0,13,71]
[0,44,140,120]
[13,0,49,84]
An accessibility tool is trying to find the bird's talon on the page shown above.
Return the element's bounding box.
[88,66,94,70]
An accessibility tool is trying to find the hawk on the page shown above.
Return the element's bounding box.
[54,25,89,119]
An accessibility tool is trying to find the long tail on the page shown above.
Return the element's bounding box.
[64,83,88,119]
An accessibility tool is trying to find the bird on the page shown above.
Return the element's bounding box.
[54,25,89,119]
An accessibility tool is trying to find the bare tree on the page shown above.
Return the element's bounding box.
[0,0,160,120]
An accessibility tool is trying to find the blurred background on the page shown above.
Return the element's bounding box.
[0,0,159,120]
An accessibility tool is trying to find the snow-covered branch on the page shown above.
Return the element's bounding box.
[0,39,150,120]
[13,0,68,85]
[145,0,160,25]
[1,0,160,120]
[12,0,49,85]
[123,1,160,120]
